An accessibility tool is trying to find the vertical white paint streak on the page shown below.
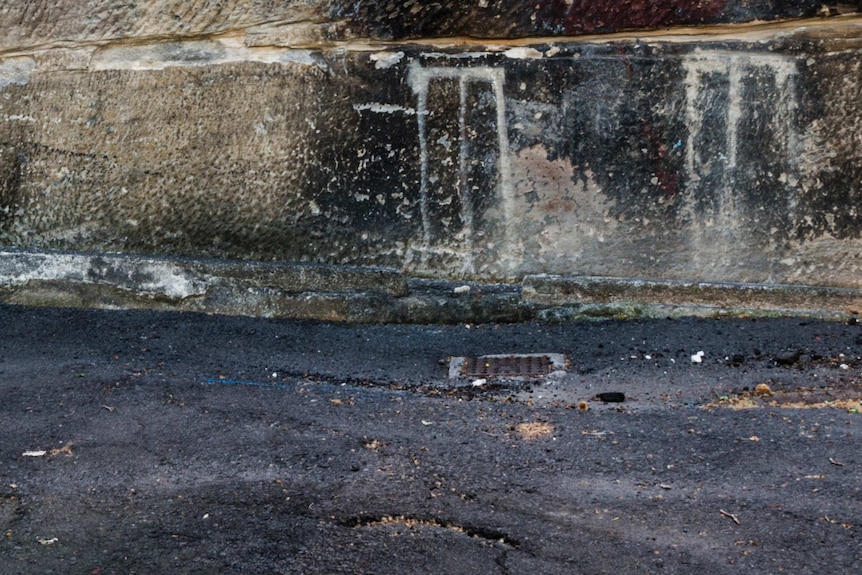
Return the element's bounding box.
[493,68,513,253]
[726,60,742,170]
[783,72,797,160]
[683,51,798,187]
[409,64,511,271]
[410,65,432,245]
[458,74,475,273]
[767,57,800,224]
[682,50,799,275]
[683,62,706,181]
[769,59,798,164]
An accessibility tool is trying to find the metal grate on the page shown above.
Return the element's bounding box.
[462,355,552,378]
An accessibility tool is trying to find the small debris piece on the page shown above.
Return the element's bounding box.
[829,458,845,467]
[659,483,672,490]
[453,285,471,294]
[471,378,487,387]
[748,436,761,442]
[516,422,554,440]
[595,392,625,403]
[38,537,58,545]
[774,350,802,366]
[421,420,434,426]
[719,509,741,525]
[49,443,74,457]
[100,404,115,412]
[22,451,46,457]
[691,351,705,364]
[578,401,589,411]
[753,383,772,397]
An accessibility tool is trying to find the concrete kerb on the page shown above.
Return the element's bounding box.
[0,248,408,321]
[1,249,860,323]
[523,274,862,322]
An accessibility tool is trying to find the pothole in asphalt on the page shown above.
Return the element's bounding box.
[448,354,567,379]
[342,515,519,547]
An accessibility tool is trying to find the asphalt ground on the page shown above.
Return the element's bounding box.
[1,304,861,574]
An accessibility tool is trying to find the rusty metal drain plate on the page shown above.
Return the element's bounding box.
[448,354,567,379]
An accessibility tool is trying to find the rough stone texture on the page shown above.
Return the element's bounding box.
[332,0,862,40]
[3,5,862,316]
[6,25,862,286]
[1,1,859,49]
[0,1,328,51]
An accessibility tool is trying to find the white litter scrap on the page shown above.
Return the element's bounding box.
[22,450,47,457]
[691,351,705,364]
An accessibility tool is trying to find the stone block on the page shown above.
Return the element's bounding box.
[3,10,862,314]
[3,2,858,49]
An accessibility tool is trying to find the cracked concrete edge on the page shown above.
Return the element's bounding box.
[523,274,862,322]
[0,249,860,323]
[0,247,407,316]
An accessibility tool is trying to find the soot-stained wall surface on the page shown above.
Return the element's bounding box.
[1,4,862,288]
[331,0,861,39]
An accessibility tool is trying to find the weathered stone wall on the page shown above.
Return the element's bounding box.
[2,1,857,47]
[2,2,862,290]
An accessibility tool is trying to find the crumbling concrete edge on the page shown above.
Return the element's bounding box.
[1,249,860,323]
[523,274,862,322]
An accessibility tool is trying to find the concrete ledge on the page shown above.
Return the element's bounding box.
[0,248,409,320]
[0,248,532,323]
[523,275,862,320]
[3,249,862,323]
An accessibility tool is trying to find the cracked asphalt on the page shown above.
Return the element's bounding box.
[1,304,861,574]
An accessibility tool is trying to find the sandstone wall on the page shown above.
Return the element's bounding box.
[2,2,862,288]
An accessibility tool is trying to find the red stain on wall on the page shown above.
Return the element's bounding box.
[547,0,729,34]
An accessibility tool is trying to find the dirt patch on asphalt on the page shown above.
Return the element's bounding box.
[706,379,862,412]
[515,421,555,439]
